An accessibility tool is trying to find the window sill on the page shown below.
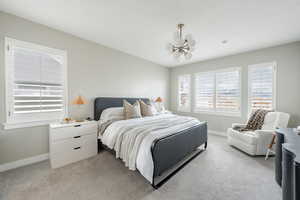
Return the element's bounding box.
[193,110,242,117]
[3,120,60,130]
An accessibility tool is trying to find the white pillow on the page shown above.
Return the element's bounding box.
[261,112,277,130]
[152,101,166,114]
[150,104,159,115]
[100,107,124,122]
[139,100,164,116]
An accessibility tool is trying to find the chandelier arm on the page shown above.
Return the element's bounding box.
[184,40,190,46]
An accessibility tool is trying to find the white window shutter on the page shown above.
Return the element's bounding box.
[194,68,241,115]
[5,38,67,125]
[194,72,215,111]
[249,62,276,111]
[13,47,64,114]
[14,48,41,83]
[178,74,191,111]
[216,70,240,113]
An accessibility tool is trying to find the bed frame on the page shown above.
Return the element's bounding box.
[94,97,208,188]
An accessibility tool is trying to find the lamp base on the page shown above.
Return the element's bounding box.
[75,119,85,122]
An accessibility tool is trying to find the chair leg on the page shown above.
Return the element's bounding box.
[265,149,271,160]
[265,134,276,160]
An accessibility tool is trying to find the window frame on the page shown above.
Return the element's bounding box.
[194,67,242,117]
[248,61,277,115]
[4,37,68,129]
[177,74,191,112]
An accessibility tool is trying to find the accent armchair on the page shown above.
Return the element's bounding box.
[227,112,290,156]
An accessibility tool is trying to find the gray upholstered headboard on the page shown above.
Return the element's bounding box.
[94,97,150,121]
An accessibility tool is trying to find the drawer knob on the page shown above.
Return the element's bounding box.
[74,125,81,127]
[73,147,81,150]
[73,136,81,138]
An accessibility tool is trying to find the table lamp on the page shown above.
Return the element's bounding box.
[72,95,87,122]
[155,97,163,103]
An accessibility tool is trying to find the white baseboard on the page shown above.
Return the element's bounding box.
[0,153,49,172]
[208,130,227,137]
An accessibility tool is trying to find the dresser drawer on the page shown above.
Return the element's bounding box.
[51,123,97,141]
[50,133,97,168]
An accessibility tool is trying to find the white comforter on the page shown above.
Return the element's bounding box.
[100,114,201,183]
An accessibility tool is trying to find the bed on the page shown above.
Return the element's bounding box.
[94,97,207,188]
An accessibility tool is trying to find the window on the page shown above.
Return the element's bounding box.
[248,62,276,112]
[5,38,67,129]
[195,72,214,111]
[177,74,191,111]
[194,68,241,116]
[216,70,240,113]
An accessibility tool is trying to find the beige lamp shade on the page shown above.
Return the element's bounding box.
[155,97,163,103]
[72,95,87,105]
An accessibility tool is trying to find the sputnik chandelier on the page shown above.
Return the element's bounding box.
[166,24,196,61]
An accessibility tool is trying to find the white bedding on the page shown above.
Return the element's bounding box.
[100,113,201,183]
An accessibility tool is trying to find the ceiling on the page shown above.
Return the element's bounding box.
[1,0,300,67]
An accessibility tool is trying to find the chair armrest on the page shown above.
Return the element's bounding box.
[254,130,275,135]
[255,130,275,142]
[254,130,276,155]
[232,123,246,129]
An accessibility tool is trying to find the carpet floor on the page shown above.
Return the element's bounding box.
[0,135,281,200]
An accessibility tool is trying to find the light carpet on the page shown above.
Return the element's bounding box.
[0,135,281,200]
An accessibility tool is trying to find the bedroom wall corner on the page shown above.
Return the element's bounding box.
[0,11,170,166]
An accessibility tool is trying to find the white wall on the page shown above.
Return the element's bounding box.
[170,42,300,134]
[0,11,170,164]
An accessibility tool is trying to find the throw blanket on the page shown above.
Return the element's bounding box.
[101,114,200,170]
[237,109,270,131]
[98,119,119,136]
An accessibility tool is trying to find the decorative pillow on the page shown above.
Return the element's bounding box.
[100,107,124,122]
[139,100,157,117]
[123,100,142,119]
[152,101,166,113]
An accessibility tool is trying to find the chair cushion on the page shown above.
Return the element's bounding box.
[228,128,258,145]
[261,112,277,130]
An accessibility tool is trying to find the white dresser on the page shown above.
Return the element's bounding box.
[49,121,98,168]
